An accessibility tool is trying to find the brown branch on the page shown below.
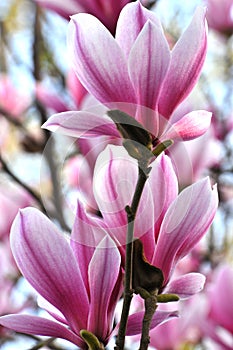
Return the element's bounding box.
[0,153,47,214]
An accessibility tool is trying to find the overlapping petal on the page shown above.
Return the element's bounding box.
[163,110,212,141]
[42,111,120,138]
[68,14,136,105]
[10,208,89,332]
[115,1,161,58]
[158,7,208,118]
[152,178,218,285]
[164,273,206,298]
[0,314,83,347]
[71,201,109,293]
[88,236,121,340]
[126,310,179,336]
[128,20,170,112]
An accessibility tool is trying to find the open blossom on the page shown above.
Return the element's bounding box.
[43,1,211,144]
[74,146,218,293]
[0,74,30,118]
[0,207,176,348]
[205,0,233,34]
[205,265,233,340]
[34,0,131,35]
[0,184,33,240]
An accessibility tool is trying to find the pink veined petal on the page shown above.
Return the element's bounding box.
[153,178,218,285]
[115,1,161,58]
[149,155,178,243]
[68,14,136,105]
[88,236,121,340]
[129,20,170,115]
[134,154,178,263]
[125,310,179,336]
[71,200,109,294]
[93,145,137,245]
[10,208,89,333]
[42,111,120,138]
[158,7,208,119]
[37,296,68,325]
[0,314,83,347]
[164,273,206,299]
[162,110,212,141]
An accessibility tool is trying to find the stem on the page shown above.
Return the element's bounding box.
[139,293,157,350]
[115,161,151,350]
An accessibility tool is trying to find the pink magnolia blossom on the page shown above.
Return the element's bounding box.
[207,265,233,335]
[0,184,33,240]
[43,2,211,144]
[206,0,233,34]
[36,71,88,113]
[0,207,176,348]
[74,145,218,292]
[0,74,30,118]
[167,129,221,187]
[34,0,131,35]
[149,295,208,349]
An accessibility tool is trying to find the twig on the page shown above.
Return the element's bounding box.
[27,337,55,350]
[138,291,158,350]
[31,3,70,232]
[115,161,151,350]
[0,153,47,214]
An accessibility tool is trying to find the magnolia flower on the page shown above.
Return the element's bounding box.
[205,0,233,34]
[207,265,233,335]
[74,145,218,293]
[0,74,30,118]
[43,2,211,144]
[0,184,33,239]
[0,207,177,348]
[34,0,131,35]
[149,295,208,349]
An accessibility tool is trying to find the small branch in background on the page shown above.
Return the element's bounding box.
[28,337,56,350]
[16,334,64,350]
[0,107,28,131]
[0,153,47,214]
[31,3,70,232]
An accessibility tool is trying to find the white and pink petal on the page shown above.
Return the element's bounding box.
[68,14,136,105]
[10,208,89,333]
[42,111,120,138]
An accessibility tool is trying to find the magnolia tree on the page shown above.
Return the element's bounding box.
[0,0,232,350]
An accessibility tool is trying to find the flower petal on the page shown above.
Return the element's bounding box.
[71,200,108,293]
[42,111,120,138]
[126,310,179,336]
[68,13,136,105]
[116,1,161,58]
[162,110,212,141]
[129,20,170,114]
[88,236,121,340]
[0,314,83,347]
[149,155,178,243]
[164,273,206,298]
[93,145,137,245]
[159,7,208,118]
[153,178,218,285]
[10,208,89,332]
